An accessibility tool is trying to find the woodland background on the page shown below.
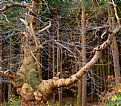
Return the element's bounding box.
[0,0,121,106]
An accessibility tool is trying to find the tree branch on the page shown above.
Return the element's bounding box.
[38,21,51,33]
[0,1,120,105]
[34,28,120,103]
[0,2,28,12]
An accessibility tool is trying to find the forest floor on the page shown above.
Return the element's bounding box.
[0,95,99,106]
[49,97,99,106]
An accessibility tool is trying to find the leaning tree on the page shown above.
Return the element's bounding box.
[0,0,121,106]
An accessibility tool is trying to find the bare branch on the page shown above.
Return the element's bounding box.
[38,21,51,33]
[108,0,120,27]
[34,28,120,103]
[2,13,10,23]
[0,2,28,12]
[30,52,42,67]
[0,69,15,79]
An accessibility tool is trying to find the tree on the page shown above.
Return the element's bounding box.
[108,0,120,83]
[77,0,87,106]
[0,0,121,106]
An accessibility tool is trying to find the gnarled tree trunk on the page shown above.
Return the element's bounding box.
[0,1,120,106]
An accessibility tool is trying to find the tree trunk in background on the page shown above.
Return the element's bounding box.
[77,78,82,106]
[8,37,12,105]
[48,44,51,79]
[0,32,2,103]
[57,20,62,106]
[76,4,82,106]
[111,36,120,82]
[77,0,87,106]
[52,32,55,104]
[81,0,87,105]
[36,50,42,81]
[108,0,120,83]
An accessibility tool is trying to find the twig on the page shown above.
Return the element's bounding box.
[30,52,42,67]
[2,13,10,23]
[38,21,51,33]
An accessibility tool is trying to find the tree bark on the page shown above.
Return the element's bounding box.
[0,32,2,103]
[0,23,120,106]
[111,36,120,83]
[108,0,120,83]
[0,1,121,106]
[57,19,62,106]
[52,31,56,104]
[77,0,87,105]
[81,0,87,106]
